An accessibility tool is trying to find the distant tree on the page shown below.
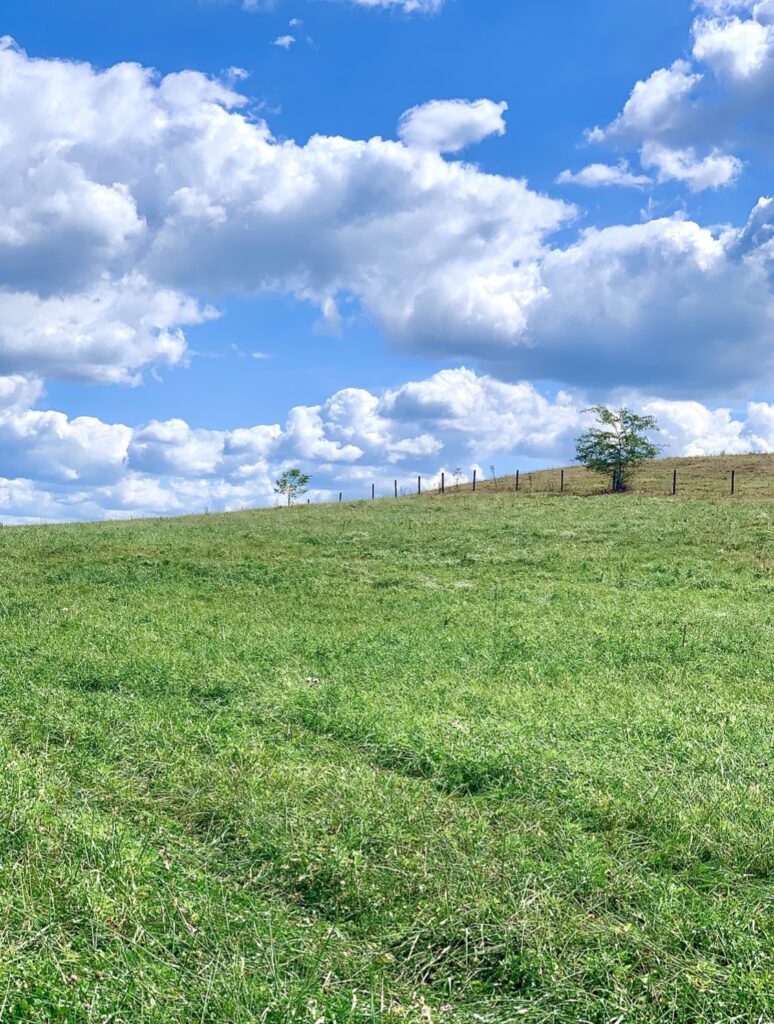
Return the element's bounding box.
[575,406,661,492]
[274,468,311,507]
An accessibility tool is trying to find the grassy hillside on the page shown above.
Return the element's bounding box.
[1,492,773,1022]
[438,452,774,500]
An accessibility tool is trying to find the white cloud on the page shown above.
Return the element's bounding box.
[397,99,508,152]
[272,35,296,48]
[640,398,751,455]
[383,368,582,458]
[129,419,228,476]
[558,145,742,195]
[692,14,774,78]
[640,141,742,191]
[556,162,652,188]
[517,215,774,392]
[0,376,132,484]
[734,195,774,255]
[588,61,703,143]
[0,275,212,383]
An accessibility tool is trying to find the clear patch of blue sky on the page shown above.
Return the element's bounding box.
[43,294,446,428]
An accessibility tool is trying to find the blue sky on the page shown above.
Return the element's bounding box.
[0,0,773,520]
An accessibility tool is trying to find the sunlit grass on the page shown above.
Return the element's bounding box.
[0,491,773,1021]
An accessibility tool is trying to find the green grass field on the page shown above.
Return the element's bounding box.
[1,487,773,1022]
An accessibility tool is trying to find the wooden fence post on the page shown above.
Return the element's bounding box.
[339,492,343,503]
[394,480,398,498]
[515,470,520,492]
[731,469,736,496]
[560,469,565,493]
[473,469,477,493]
[672,469,678,496]
[418,476,422,495]
[371,483,375,500]
[441,472,445,495]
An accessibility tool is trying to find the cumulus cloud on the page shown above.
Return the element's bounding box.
[556,162,652,188]
[0,375,131,485]
[397,99,508,153]
[734,195,774,256]
[692,13,774,78]
[272,34,296,48]
[640,398,751,455]
[639,141,742,191]
[588,61,703,143]
[383,368,581,458]
[0,276,212,383]
[513,216,774,392]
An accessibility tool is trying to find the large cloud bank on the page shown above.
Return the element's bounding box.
[2,38,773,394]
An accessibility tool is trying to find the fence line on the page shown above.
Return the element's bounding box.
[300,464,774,506]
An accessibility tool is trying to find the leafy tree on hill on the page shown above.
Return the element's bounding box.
[575,406,661,492]
[274,468,311,506]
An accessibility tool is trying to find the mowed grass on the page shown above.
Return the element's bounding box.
[1,491,773,1022]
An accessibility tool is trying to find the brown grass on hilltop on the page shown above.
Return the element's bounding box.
[436,453,774,500]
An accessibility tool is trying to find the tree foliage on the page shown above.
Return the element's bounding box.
[575,406,661,492]
[274,468,311,506]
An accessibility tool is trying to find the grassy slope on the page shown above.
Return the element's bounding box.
[1,492,773,1022]
[444,453,774,500]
